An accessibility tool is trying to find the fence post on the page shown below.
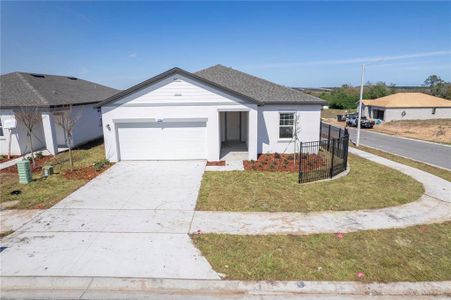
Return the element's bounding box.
[329,138,335,178]
[343,134,349,171]
[298,142,303,183]
[327,124,331,150]
[319,122,322,141]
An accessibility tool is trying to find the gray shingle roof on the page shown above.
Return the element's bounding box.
[0,72,118,108]
[195,65,326,105]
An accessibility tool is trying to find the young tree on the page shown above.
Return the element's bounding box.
[14,107,41,167]
[54,105,82,170]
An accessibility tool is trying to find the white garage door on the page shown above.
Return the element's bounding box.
[117,121,207,160]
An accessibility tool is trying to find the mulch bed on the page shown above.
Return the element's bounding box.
[244,153,326,173]
[206,161,226,166]
[0,156,53,174]
[63,164,111,181]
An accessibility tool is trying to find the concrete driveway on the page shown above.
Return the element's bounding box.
[0,161,219,279]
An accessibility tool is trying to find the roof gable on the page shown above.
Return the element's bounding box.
[96,65,326,107]
[95,67,260,107]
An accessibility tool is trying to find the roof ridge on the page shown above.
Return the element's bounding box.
[213,65,315,97]
[16,72,48,105]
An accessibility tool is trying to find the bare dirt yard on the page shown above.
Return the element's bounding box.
[373,119,451,144]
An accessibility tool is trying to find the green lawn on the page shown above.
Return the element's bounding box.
[0,140,108,209]
[196,154,424,212]
[355,145,451,182]
[192,222,451,282]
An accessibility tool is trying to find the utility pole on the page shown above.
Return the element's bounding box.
[356,64,365,147]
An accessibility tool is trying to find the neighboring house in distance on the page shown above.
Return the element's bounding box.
[96,64,326,161]
[362,92,451,122]
[0,72,118,156]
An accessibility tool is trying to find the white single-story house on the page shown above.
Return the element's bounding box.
[362,92,451,122]
[0,72,118,156]
[97,65,326,161]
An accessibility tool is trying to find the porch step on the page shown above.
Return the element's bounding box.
[205,161,244,171]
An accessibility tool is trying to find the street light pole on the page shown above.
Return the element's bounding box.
[356,64,365,147]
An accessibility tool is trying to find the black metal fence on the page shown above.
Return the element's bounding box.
[298,122,349,183]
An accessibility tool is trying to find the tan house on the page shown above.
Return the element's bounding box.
[362,92,451,122]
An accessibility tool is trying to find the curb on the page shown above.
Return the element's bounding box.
[1,276,450,298]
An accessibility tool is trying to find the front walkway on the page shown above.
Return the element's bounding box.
[191,147,451,235]
[0,161,219,279]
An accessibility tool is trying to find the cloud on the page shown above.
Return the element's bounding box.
[128,53,137,58]
[243,50,451,69]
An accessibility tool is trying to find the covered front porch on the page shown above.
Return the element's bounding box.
[219,111,249,161]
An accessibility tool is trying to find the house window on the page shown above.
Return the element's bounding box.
[97,108,102,127]
[432,108,436,115]
[279,113,294,139]
[0,119,3,137]
[373,109,385,121]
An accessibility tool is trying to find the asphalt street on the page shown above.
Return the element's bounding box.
[346,127,451,169]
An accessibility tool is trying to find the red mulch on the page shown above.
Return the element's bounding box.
[0,155,20,163]
[244,153,326,173]
[63,164,111,181]
[206,161,226,166]
[0,156,53,174]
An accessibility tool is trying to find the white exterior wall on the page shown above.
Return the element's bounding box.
[69,104,103,147]
[0,104,102,156]
[384,107,451,122]
[258,105,322,154]
[101,74,258,162]
[101,75,322,161]
[0,109,46,156]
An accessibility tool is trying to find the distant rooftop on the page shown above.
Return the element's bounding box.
[362,93,451,108]
[0,72,118,108]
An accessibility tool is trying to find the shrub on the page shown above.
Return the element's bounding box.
[93,159,110,171]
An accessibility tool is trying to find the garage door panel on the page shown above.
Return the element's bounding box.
[117,121,206,160]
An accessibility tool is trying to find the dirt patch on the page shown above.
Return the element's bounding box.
[207,161,226,166]
[63,164,111,181]
[244,153,326,173]
[374,119,451,144]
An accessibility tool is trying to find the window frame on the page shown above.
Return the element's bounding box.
[278,112,295,140]
[0,118,4,137]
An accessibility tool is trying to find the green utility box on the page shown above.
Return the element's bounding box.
[42,165,54,177]
[17,160,32,184]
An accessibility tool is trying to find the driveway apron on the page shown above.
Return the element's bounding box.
[0,161,219,279]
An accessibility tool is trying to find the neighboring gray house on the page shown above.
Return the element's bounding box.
[97,65,326,162]
[0,72,118,156]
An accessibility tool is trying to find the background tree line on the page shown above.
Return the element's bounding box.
[313,75,451,109]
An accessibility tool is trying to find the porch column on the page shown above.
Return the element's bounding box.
[41,112,58,155]
[247,108,258,160]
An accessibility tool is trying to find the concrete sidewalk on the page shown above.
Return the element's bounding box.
[1,276,450,299]
[191,147,451,235]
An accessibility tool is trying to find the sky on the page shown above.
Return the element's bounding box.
[1,1,450,89]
